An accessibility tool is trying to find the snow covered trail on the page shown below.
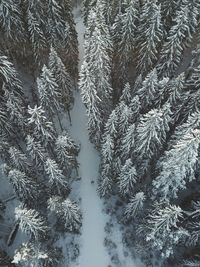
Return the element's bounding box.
[70,7,110,267]
[70,92,109,267]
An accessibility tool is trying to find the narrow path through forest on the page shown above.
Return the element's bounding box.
[70,7,110,267]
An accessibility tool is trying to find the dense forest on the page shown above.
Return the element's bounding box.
[0,1,81,266]
[0,0,200,266]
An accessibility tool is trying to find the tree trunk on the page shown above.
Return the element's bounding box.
[7,222,19,247]
[3,195,16,203]
[68,109,72,126]
[56,111,63,132]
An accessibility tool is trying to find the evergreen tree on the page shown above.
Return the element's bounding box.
[101,134,115,164]
[183,0,200,37]
[137,69,159,111]
[90,26,113,116]
[4,89,25,129]
[186,64,200,91]
[12,242,48,267]
[49,47,74,119]
[55,133,79,173]
[118,159,138,196]
[28,105,56,145]
[125,191,146,218]
[82,0,97,24]
[186,201,200,247]
[116,101,133,136]
[169,112,200,148]
[8,147,30,174]
[60,0,79,78]
[168,73,185,107]
[112,10,123,58]
[0,0,25,44]
[98,134,115,196]
[153,129,200,200]
[0,60,26,136]
[129,95,141,123]
[6,166,37,203]
[99,0,120,25]
[120,124,136,162]
[47,0,66,50]
[0,55,23,98]
[0,105,13,138]
[103,108,119,140]
[137,1,163,74]
[168,74,191,123]
[100,100,134,181]
[118,0,138,64]
[80,62,103,144]
[83,4,113,119]
[48,196,81,232]
[0,138,10,162]
[26,135,46,168]
[98,163,113,197]
[26,5,47,65]
[15,206,47,239]
[13,242,63,267]
[180,88,200,122]
[159,0,179,29]
[135,107,170,161]
[119,82,132,105]
[157,5,195,77]
[145,204,187,258]
[37,65,62,119]
[132,74,143,94]
[44,158,68,193]
[153,77,170,107]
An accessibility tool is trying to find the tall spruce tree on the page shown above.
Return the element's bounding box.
[44,158,68,194]
[49,47,74,121]
[153,129,200,200]
[80,62,103,145]
[48,196,81,232]
[0,0,25,46]
[118,0,138,65]
[137,1,163,74]
[37,65,62,121]
[157,4,195,77]
[28,105,56,146]
[145,204,187,258]
[15,206,47,239]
